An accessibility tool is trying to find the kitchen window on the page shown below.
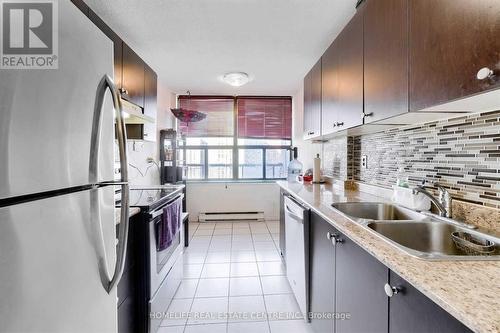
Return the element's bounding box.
[179,96,292,180]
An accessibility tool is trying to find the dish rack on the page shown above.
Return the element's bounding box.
[451,231,496,256]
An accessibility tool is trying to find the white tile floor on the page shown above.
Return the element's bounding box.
[157,220,313,333]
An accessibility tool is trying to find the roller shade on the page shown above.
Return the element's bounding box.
[237,97,292,139]
[178,96,234,137]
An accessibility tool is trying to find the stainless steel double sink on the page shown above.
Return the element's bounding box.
[330,202,500,261]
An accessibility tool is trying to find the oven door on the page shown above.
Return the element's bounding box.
[148,195,184,298]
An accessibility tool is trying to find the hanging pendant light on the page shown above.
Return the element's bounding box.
[170,91,207,124]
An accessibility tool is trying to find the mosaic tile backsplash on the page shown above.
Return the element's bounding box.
[351,110,500,208]
[322,136,353,180]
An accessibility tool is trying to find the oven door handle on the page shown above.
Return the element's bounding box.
[150,194,184,219]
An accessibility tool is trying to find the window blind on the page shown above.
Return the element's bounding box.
[237,97,292,139]
[178,96,234,137]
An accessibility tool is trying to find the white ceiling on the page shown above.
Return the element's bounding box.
[84,0,356,95]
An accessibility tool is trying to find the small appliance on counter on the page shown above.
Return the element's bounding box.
[159,129,186,184]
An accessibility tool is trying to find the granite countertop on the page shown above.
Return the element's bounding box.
[115,207,141,225]
[277,180,500,333]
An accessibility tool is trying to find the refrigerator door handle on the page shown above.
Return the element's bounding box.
[90,74,130,293]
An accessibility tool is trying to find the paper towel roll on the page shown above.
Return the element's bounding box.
[313,154,321,183]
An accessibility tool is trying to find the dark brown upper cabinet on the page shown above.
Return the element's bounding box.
[143,64,158,142]
[321,9,364,136]
[364,0,408,123]
[335,10,364,130]
[321,40,339,137]
[409,0,500,111]
[122,43,145,108]
[303,58,322,140]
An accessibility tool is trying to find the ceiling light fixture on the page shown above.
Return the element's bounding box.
[222,72,251,87]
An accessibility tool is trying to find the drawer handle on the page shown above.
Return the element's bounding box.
[384,283,401,297]
[363,112,374,119]
[307,131,315,135]
[476,67,495,81]
[336,122,344,127]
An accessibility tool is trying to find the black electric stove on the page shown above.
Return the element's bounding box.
[116,185,184,212]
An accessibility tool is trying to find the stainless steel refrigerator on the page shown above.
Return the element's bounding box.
[0,1,130,332]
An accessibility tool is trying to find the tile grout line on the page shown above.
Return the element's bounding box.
[184,223,215,331]
[251,221,272,333]
[225,223,234,333]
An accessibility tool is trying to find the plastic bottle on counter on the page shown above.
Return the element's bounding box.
[396,167,409,188]
[287,147,303,182]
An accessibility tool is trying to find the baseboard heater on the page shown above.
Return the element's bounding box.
[199,211,265,222]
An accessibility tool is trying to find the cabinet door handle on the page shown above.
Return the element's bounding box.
[363,112,374,119]
[384,283,401,297]
[119,88,129,96]
[336,122,344,127]
[327,232,343,245]
[476,67,495,81]
[307,131,315,135]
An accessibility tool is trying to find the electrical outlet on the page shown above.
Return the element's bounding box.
[133,141,144,152]
[361,155,368,169]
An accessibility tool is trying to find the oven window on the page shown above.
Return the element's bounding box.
[155,221,181,273]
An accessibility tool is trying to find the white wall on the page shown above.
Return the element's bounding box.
[124,78,176,186]
[157,78,177,134]
[186,182,281,221]
[292,82,322,170]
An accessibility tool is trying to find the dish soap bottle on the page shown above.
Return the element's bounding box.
[287,147,303,182]
[396,167,409,188]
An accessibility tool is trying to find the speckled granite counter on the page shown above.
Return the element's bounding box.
[115,207,141,225]
[277,181,500,333]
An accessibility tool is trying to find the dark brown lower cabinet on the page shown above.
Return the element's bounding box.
[335,232,388,333]
[309,211,337,333]
[304,212,472,333]
[388,271,472,333]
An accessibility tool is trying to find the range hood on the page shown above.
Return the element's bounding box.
[118,98,154,124]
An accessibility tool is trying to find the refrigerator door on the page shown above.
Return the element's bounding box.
[0,186,117,332]
[0,0,115,200]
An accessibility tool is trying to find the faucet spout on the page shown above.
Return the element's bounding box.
[412,186,448,217]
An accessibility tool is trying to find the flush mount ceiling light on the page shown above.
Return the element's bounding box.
[222,72,251,87]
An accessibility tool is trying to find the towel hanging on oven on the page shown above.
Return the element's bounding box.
[156,197,182,251]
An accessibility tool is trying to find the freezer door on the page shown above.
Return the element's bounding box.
[0,0,115,200]
[0,186,117,332]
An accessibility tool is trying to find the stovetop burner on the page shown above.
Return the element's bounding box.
[116,185,184,212]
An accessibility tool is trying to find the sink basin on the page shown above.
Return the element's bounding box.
[331,202,427,222]
[367,221,500,260]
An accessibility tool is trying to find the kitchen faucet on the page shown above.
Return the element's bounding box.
[412,182,453,218]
